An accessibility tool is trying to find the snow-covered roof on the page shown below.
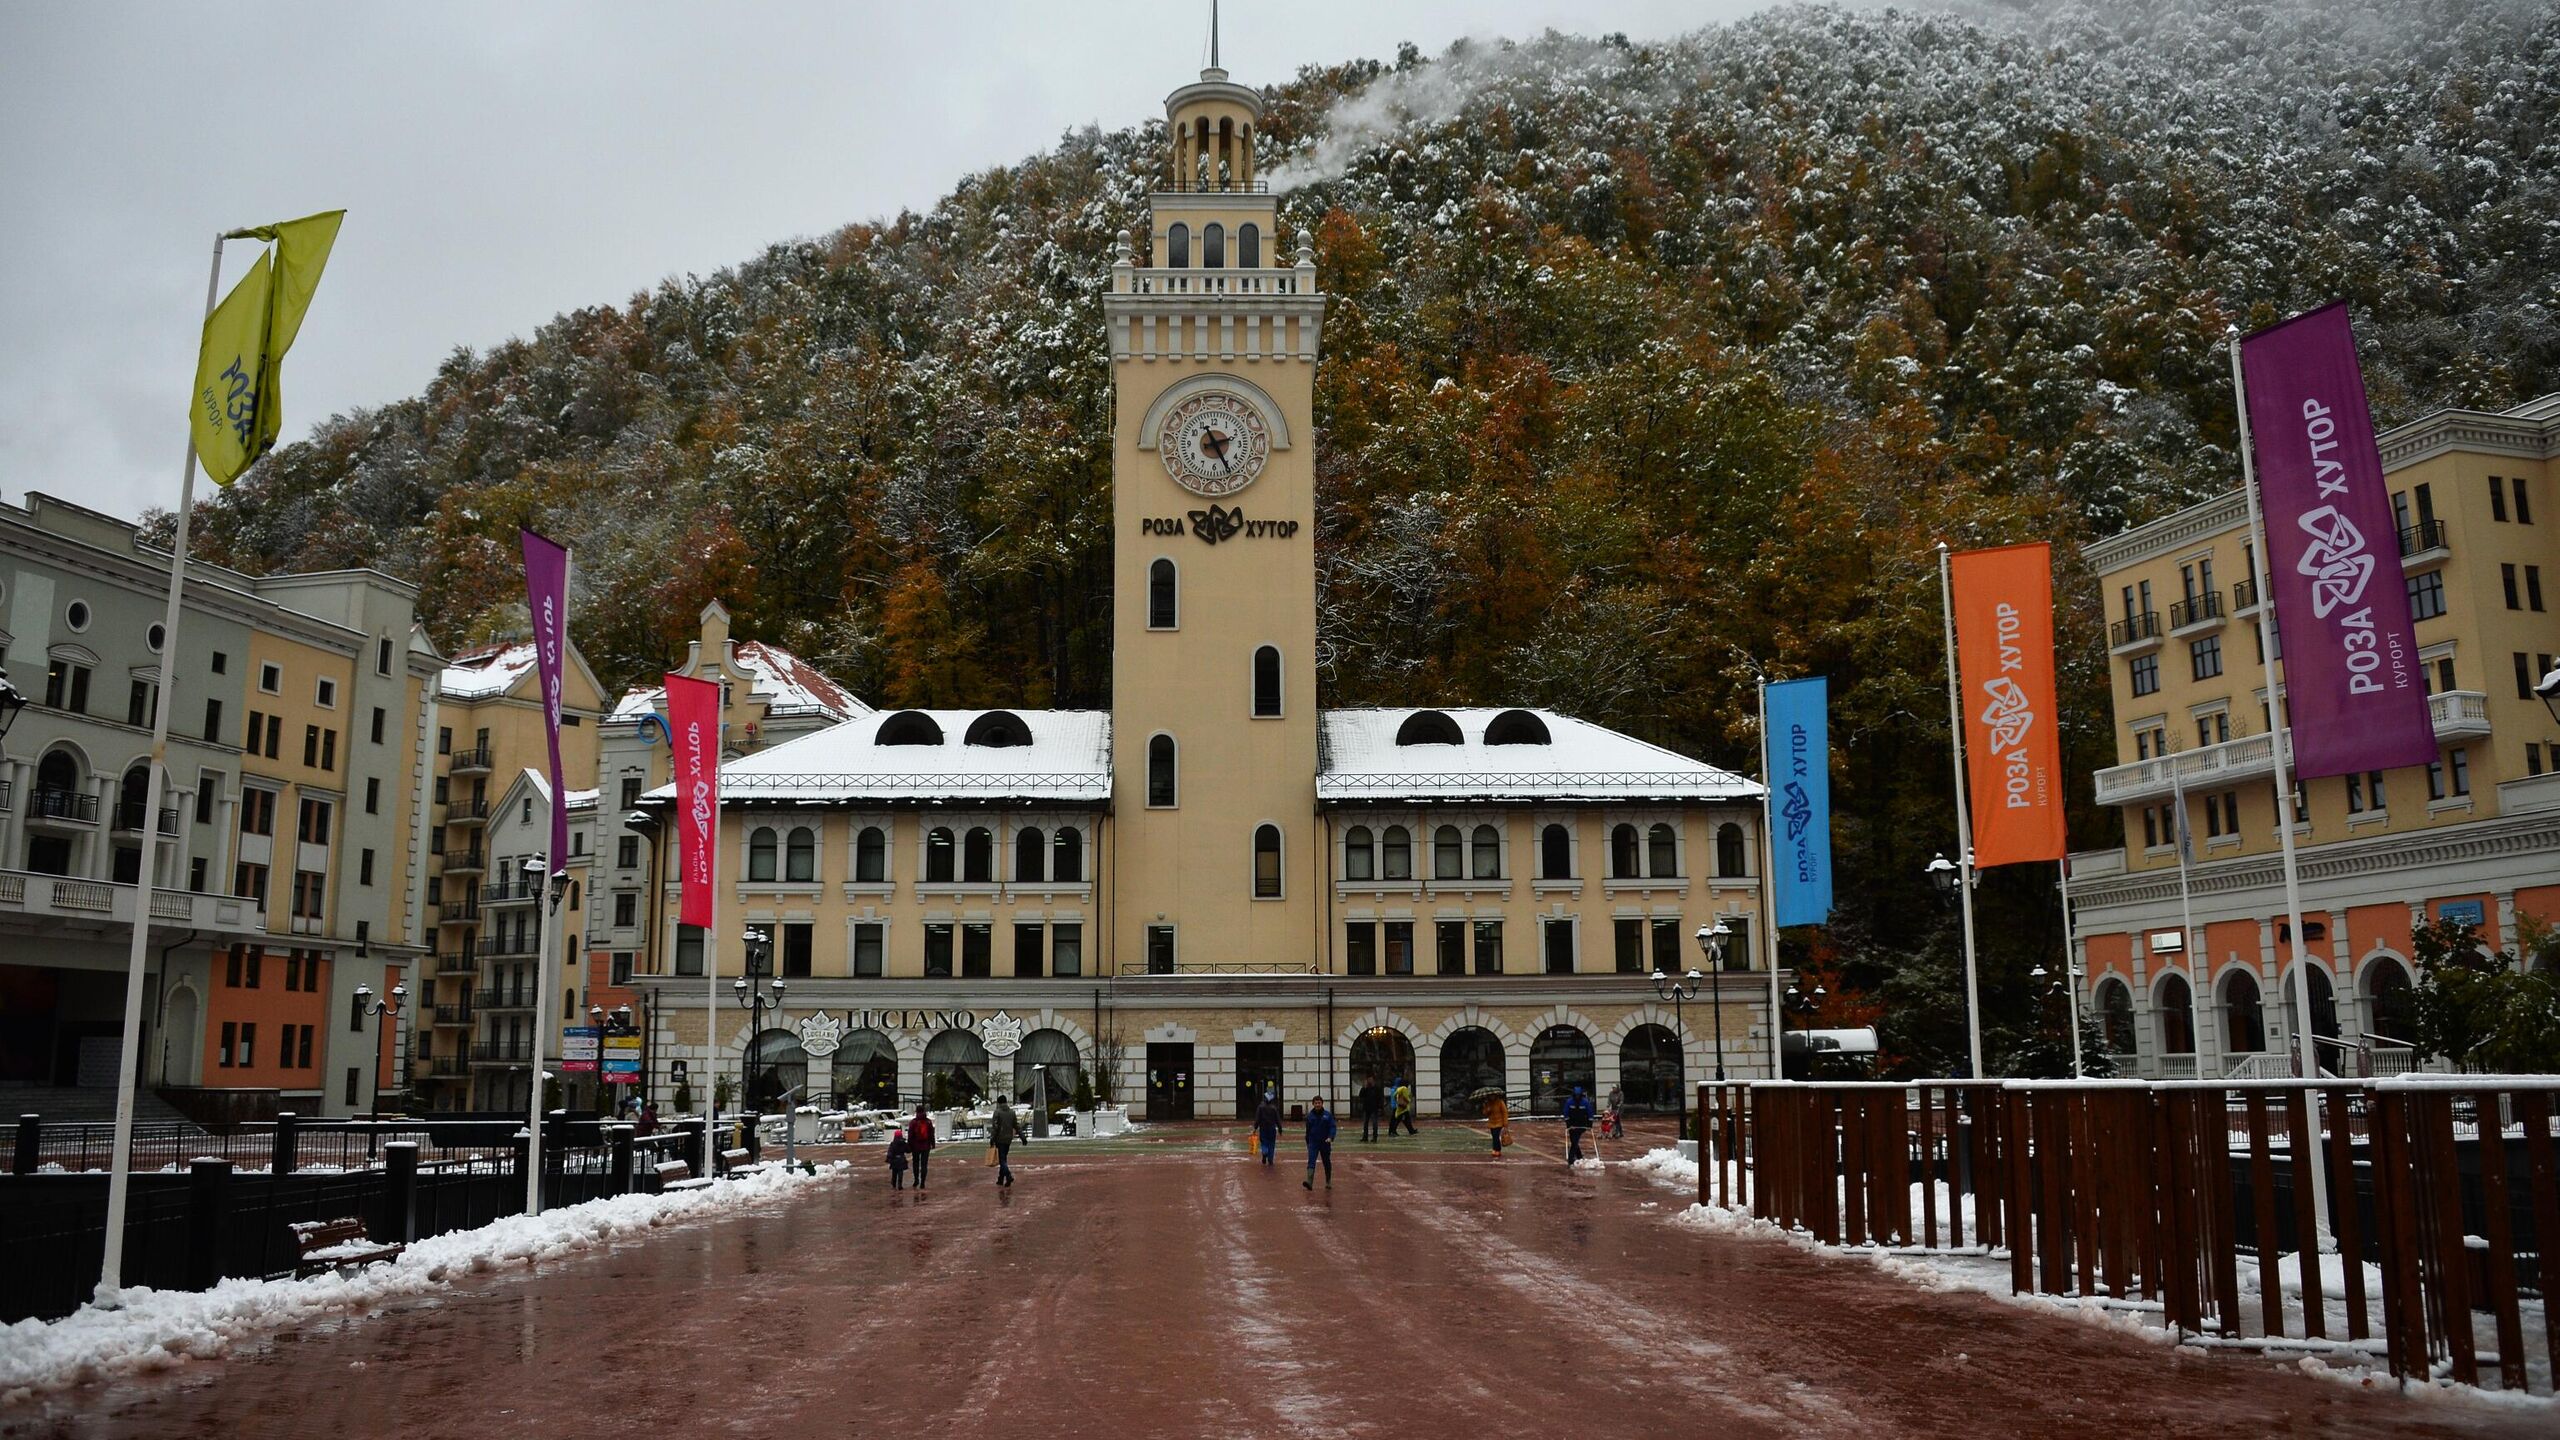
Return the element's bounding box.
[439,643,539,700]
[1316,708,1760,805]
[645,709,1110,806]
[609,642,868,726]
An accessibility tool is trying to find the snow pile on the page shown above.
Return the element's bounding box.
[1623,1145,1700,1192]
[0,1162,843,1404]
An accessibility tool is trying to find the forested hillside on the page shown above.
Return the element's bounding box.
[178,0,2560,1071]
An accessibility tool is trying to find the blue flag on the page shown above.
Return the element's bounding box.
[1766,677,1833,927]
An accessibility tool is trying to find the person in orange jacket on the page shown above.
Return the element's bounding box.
[1482,1092,1510,1157]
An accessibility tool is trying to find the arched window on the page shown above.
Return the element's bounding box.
[2156,973,2196,1055]
[1166,223,1190,268]
[1471,824,1500,880]
[962,827,994,883]
[2365,958,2416,1044]
[1252,645,1281,717]
[1253,823,1282,898]
[1539,823,1571,880]
[1647,823,1678,878]
[1484,709,1552,745]
[855,826,886,883]
[784,826,816,883]
[2222,969,2265,1053]
[1608,824,1639,879]
[1014,827,1045,883]
[1527,1025,1596,1115]
[925,827,956,884]
[1238,223,1260,267]
[747,826,778,883]
[1203,223,1225,268]
[2096,978,2137,1054]
[1433,825,1463,880]
[1148,735,1177,807]
[1052,827,1084,882]
[36,749,82,802]
[1381,825,1412,880]
[1343,825,1374,881]
[1715,823,1747,878]
[1149,558,1177,629]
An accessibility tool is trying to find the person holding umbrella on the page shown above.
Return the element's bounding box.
[1477,1087,1510,1158]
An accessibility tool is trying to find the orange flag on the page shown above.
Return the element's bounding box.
[1951,542,2066,868]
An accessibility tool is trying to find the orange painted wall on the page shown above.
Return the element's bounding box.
[2201,920,2262,986]
[201,947,330,1091]
[2084,930,2134,982]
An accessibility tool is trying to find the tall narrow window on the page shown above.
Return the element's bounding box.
[1166,223,1190,268]
[1148,735,1177,807]
[1146,925,1176,974]
[1470,824,1500,880]
[1203,222,1225,268]
[855,826,886,883]
[1149,558,1177,629]
[1252,646,1281,717]
[1238,223,1260,267]
[1433,825,1463,880]
[1715,823,1747,878]
[1543,919,1576,975]
[1253,823,1282,898]
[926,827,956,884]
[962,827,994,883]
[784,826,816,883]
[1015,827,1046,883]
[1609,824,1639,879]
[1539,824,1571,880]
[1344,825,1375,881]
[1053,827,1084,882]
[853,924,884,977]
[1647,823,1678,878]
[1381,825,1412,880]
[747,827,777,882]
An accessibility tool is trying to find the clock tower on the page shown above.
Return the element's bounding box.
[1106,42,1326,977]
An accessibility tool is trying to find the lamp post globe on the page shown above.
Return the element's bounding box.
[2540,663,2560,727]
[1925,852,1959,907]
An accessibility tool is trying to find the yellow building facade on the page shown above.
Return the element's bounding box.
[634,53,1778,1121]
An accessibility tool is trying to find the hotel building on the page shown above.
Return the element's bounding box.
[2072,393,2560,1078]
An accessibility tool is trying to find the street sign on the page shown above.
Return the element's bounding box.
[562,1025,600,1074]
[602,1034,641,1085]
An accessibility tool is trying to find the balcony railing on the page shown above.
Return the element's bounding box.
[2429,689,2491,739]
[413,1054,468,1078]
[479,937,539,959]
[2107,611,2163,650]
[435,899,481,924]
[483,879,542,904]
[2095,692,2490,805]
[469,1042,532,1064]
[2397,519,2449,560]
[447,746,494,775]
[434,952,478,975]
[2168,591,2224,631]
[28,786,99,823]
[442,850,486,874]
[1122,269,1310,297]
[473,990,533,1011]
[2230,577,2260,613]
[110,800,181,835]
[0,869,264,933]
[430,1004,471,1026]
[445,799,489,825]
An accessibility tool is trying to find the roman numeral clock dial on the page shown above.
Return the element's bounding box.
[1159,390,1270,497]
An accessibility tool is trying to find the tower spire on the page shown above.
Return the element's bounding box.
[1210,0,1221,72]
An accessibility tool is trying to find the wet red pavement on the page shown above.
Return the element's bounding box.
[4,1125,2540,1439]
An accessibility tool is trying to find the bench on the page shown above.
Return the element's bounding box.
[290,1217,404,1278]
[657,1158,718,1192]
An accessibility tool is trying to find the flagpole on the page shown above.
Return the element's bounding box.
[2170,769,2202,1072]
[1936,542,1987,1080]
[1757,674,1784,1081]
[707,693,724,1173]
[2058,858,2083,1078]
[526,769,557,1216]
[2227,326,2332,1247]
[97,232,228,1305]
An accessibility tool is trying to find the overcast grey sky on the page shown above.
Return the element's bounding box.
[0,1,1790,524]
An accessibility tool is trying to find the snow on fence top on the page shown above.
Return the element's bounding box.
[1316,707,1759,804]
[644,708,1113,805]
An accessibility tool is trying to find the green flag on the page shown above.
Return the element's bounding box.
[189,210,343,486]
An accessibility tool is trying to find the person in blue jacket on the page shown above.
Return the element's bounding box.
[1301,1095,1337,1189]
[1563,1086,1596,1168]
[1254,1089,1281,1166]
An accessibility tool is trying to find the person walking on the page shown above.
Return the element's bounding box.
[1482,1091,1510,1158]
[1254,1089,1282,1167]
[1602,1083,1625,1140]
[1302,1095,1337,1189]
[989,1093,1021,1187]
[636,1100,659,1138]
[1563,1085,1596,1168]
[886,1125,911,1189]
[1357,1074,1384,1142]
[1391,1077,1416,1136]
[907,1104,937,1189]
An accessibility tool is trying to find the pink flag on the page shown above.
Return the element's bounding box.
[664,674,720,929]
[519,530,571,868]
[2239,304,2435,780]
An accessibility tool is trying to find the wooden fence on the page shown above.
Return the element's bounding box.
[1698,1077,2559,1397]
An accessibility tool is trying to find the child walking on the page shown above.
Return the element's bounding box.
[886,1126,911,1189]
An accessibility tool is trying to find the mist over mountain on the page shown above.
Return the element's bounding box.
[176,0,2559,1064]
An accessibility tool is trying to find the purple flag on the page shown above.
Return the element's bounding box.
[520,529,571,870]
[2239,304,2435,781]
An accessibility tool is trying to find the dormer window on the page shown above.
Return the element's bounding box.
[875,711,944,746]
[963,710,1032,747]
[1484,709,1550,745]
[1394,710,1462,746]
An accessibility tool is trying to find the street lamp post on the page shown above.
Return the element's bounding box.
[1691,921,1734,1082]
[732,926,780,1163]
[1926,850,1985,1078]
[351,981,406,1159]
[1650,963,1703,1135]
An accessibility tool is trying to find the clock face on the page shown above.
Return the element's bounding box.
[1158,391,1270,497]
